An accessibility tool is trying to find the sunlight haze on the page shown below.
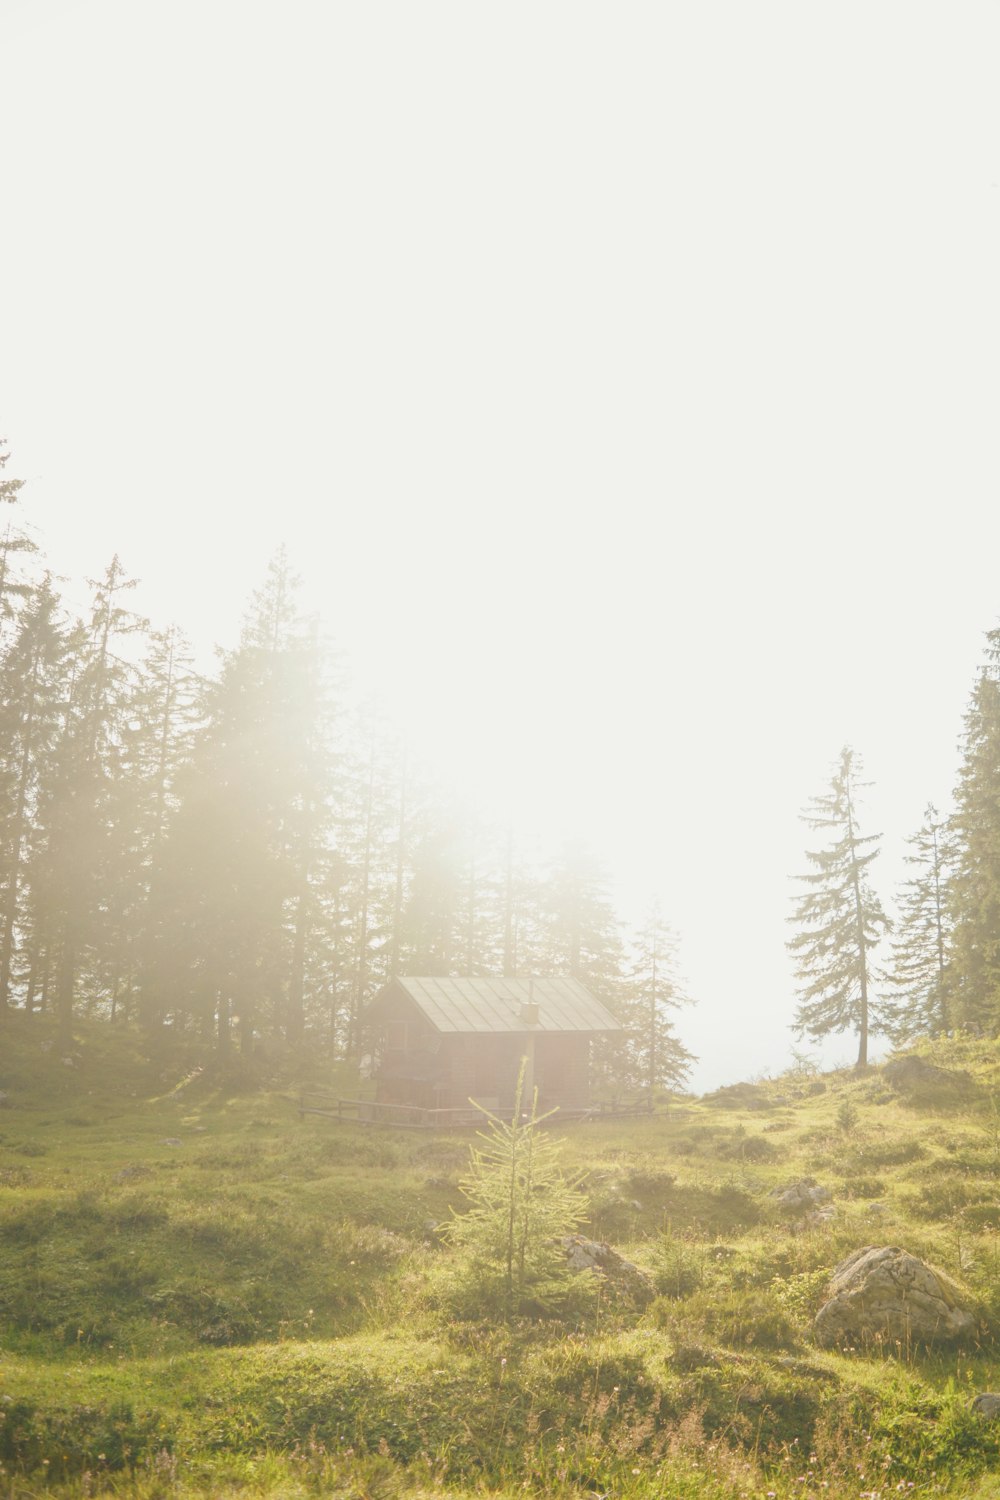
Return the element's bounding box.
[3,1,999,1086]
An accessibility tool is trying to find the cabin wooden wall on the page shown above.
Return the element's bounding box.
[367,990,596,1111]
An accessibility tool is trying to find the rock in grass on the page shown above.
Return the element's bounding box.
[971,1393,1000,1419]
[560,1235,655,1308]
[768,1179,831,1214]
[116,1164,152,1182]
[814,1246,974,1349]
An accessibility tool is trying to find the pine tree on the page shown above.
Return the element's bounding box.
[623,902,694,1094]
[888,803,953,1040]
[787,746,890,1067]
[949,629,1000,1033]
[108,626,199,1028]
[142,551,337,1056]
[442,1064,590,1320]
[0,439,39,646]
[31,558,147,1043]
[0,575,71,1013]
[536,841,624,995]
[534,842,626,1093]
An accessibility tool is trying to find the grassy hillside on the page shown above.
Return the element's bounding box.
[3,1018,1000,1498]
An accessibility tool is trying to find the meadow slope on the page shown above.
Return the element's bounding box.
[2,1019,1000,1499]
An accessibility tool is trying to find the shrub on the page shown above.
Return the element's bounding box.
[910,1180,975,1219]
[839,1174,886,1199]
[649,1238,704,1299]
[856,1137,925,1167]
[624,1167,677,1198]
[652,1285,802,1351]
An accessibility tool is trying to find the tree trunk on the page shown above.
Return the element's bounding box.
[56,940,75,1050]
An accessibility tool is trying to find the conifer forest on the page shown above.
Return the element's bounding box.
[3,434,1000,1082]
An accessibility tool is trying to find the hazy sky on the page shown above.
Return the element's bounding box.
[3,2,999,1087]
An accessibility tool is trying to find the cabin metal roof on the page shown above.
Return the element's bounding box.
[364,976,622,1035]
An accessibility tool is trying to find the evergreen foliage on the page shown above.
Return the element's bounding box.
[888,803,954,1040]
[0,442,693,1087]
[442,1064,590,1319]
[949,628,1000,1034]
[623,902,694,1093]
[787,747,890,1067]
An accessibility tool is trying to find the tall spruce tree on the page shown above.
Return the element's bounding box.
[142,551,336,1055]
[949,628,1000,1033]
[787,746,890,1067]
[32,558,146,1043]
[0,575,70,1013]
[0,439,38,646]
[623,902,694,1094]
[888,803,953,1040]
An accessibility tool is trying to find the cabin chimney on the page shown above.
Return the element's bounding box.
[520,980,539,1027]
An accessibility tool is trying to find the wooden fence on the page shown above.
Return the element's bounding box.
[298,1092,653,1128]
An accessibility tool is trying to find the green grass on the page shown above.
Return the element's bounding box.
[4,1018,1000,1496]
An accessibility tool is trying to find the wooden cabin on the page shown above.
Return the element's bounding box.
[361,976,622,1115]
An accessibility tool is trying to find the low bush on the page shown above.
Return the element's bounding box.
[909,1179,976,1219]
[712,1126,782,1163]
[838,1174,885,1199]
[855,1137,926,1167]
[623,1167,677,1198]
[648,1238,704,1299]
[652,1285,802,1352]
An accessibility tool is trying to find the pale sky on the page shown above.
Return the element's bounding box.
[3,2,999,1088]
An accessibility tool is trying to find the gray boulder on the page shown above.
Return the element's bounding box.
[814,1246,974,1349]
[560,1235,655,1308]
[971,1393,1000,1420]
[769,1179,831,1214]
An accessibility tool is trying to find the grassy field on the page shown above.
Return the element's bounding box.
[3,1018,1000,1498]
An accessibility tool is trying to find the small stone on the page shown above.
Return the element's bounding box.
[805,1205,836,1226]
[560,1235,655,1308]
[769,1179,832,1214]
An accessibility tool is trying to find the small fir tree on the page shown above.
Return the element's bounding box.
[787,746,890,1067]
[443,1064,590,1320]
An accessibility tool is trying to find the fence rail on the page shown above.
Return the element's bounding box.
[298,1092,653,1129]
